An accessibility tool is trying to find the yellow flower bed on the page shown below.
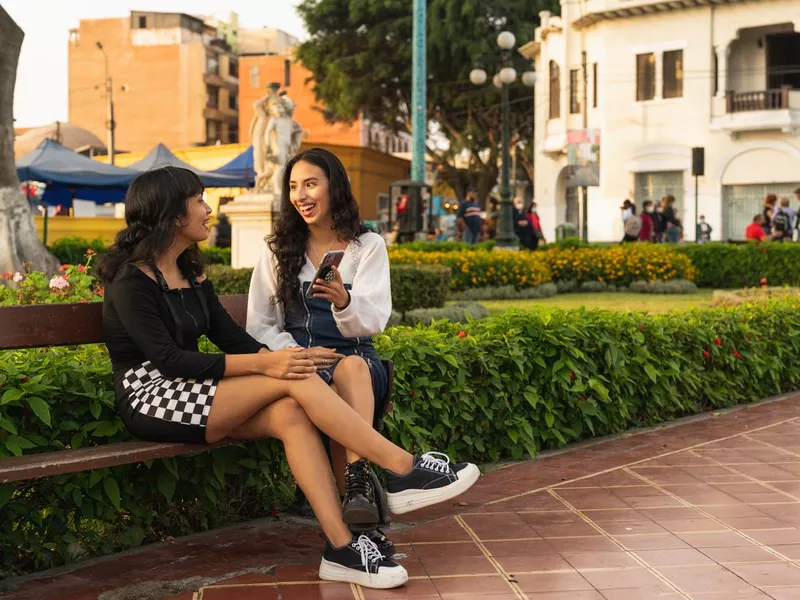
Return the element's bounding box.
[539,244,697,286]
[387,248,552,291]
[388,244,697,291]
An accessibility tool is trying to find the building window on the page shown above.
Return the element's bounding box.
[549,61,560,119]
[250,65,259,87]
[284,59,291,87]
[227,124,238,144]
[663,50,683,99]
[229,92,238,111]
[138,15,147,28]
[206,86,219,109]
[636,53,656,101]
[593,63,598,107]
[206,51,219,75]
[569,69,581,114]
[229,57,239,79]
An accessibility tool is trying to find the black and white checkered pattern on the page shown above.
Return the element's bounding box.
[121,361,216,427]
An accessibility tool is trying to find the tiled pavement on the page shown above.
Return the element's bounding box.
[4,395,800,600]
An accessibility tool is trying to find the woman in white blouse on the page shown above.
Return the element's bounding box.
[247,148,395,551]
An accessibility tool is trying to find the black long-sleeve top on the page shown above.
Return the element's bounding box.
[103,265,265,381]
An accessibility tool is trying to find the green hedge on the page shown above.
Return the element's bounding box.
[47,237,231,269]
[376,299,800,462]
[3,299,800,576]
[676,243,800,288]
[205,264,449,313]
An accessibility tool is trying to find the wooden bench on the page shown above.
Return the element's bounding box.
[0,295,394,485]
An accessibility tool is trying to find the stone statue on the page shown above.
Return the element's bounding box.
[249,86,303,194]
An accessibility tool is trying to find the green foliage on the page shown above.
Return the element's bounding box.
[48,237,108,266]
[452,283,557,301]
[376,299,800,462]
[203,246,232,265]
[399,241,497,253]
[0,257,103,306]
[390,264,451,312]
[204,264,253,295]
[676,243,800,288]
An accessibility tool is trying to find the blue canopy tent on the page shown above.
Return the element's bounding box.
[129,143,249,187]
[212,145,254,187]
[16,139,138,207]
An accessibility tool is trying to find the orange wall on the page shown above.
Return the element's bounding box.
[239,54,363,148]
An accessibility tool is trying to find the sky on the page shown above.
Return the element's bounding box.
[4,0,308,127]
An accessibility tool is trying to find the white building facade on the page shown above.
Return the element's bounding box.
[521,0,800,242]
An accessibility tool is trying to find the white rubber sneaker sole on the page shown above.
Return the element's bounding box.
[319,559,408,589]
[387,463,480,515]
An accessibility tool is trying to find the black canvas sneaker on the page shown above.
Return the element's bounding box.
[365,528,395,558]
[385,452,480,515]
[319,534,408,589]
[342,458,380,528]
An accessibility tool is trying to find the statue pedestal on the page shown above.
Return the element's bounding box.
[220,193,280,269]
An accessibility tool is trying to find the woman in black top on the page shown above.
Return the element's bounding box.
[98,167,479,590]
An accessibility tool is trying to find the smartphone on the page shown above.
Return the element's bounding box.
[307,250,345,298]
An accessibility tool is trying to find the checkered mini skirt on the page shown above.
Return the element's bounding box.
[116,361,218,444]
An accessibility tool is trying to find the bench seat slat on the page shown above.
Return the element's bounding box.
[0,440,238,484]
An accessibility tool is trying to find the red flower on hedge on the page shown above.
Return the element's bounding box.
[59,264,70,272]
[457,331,467,338]
[715,337,721,346]
[579,397,586,402]
[19,376,28,383]
[733,350,741,359]
[1,272,11,279]
[637,326,644,332]
[86,248,97,256]
[569,370,575,381]
[702,350,710,359]
[78,265,87,273]
[411,391,417,398]
[760,277,767,285]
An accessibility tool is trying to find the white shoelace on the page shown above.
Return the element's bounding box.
[354,534,384,571]
[419,451,452,474]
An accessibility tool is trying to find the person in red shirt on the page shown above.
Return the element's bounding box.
[526,202,546,249]
[639,200,655,242]
[745,214,771,241]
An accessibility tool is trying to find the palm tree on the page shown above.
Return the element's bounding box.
[0,5,58,275]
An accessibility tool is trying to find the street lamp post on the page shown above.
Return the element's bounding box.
[470,32,536,249]
[96,41,116,165]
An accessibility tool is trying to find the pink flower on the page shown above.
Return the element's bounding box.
[1,272,10,279]
[48,275,70,290]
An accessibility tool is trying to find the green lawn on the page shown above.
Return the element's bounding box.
[476,289,715,316]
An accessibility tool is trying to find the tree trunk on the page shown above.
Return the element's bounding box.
[0,6,58,275]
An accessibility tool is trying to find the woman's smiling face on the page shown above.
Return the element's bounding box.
[289,160,331,226]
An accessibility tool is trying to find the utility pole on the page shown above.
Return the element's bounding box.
[411,0,426,182]
[96,42,116,165]
[581,50,589,242]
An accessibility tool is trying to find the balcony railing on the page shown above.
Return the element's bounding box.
[725,86,791,113]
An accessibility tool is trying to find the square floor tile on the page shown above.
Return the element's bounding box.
[701,505,768,519]
[726,562,800,587]
[623,496,684,509]
[361,577,440,599]
[613,533,690,551]
[747,528,800,545]
[600,521,666,536]
[535,521,603,538]
[657,518,727,533]
[580,567,666,590]
[514,571,595,593]
[581,509,648,523]
[766,587,800,600]
[409,542,485,559]
[419,554,496,577]
[546,536,623,553]
[432,574,514,596]
[633,548,715,567]
[770,544,800,560]
[599,587,679,599]
[637,507,705,522]
[562,552,641,570]
[495,553,573,574]
[716,515,790,530]
[675,531,752,548]
[699,545,783,564]
[484,539,557,558]
[658,565,755,593]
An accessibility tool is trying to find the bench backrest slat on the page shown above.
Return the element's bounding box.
[0,295,249,350]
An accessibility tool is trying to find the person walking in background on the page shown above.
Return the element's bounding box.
[773,198,794,242]
[456,189,483,244]
[526,202,546,248]
[661,196,682,243]
[696,215,712,244]
[513,198,535,250]
[652,202,667,243]
[622,205,642,243]
[746,214,772,242]
[639,200,655,242]
[763,194,778,235]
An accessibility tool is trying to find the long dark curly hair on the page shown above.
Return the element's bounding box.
[97,166,207,283]
[269,148,369,309]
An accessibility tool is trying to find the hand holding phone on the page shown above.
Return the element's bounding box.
[307,250,346,304]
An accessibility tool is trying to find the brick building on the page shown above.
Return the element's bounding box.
[68,11,239,153]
